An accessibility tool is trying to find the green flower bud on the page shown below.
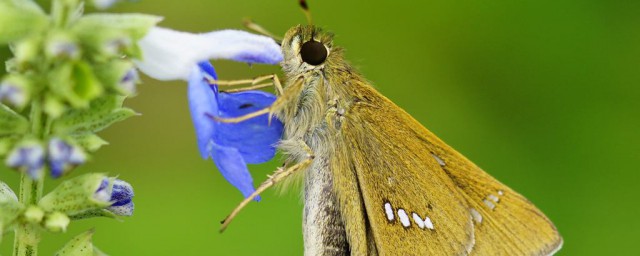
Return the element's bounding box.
[10,37,43,71]
[44,211,70,233]
[95,60,138,95]
[44,94,67,118]
[23,205,45,224]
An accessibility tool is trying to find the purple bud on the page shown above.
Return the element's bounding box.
[6,143,45,179]
[107,180,134,216]
[48,138,86,178]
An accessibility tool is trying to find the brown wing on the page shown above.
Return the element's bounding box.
[331,81,562,255]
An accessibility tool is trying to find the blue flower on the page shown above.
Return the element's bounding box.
[189,62,283,201]
[135,27,285,200]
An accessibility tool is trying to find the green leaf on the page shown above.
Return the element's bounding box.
[74,13,162,40]
[0,0,49,44]
[0,180,24,240]
[52,95,137,134]
[55,229,107,256]
[69,209,117,220]
[70,133,109,152]
[0,104,28,135]
[39,173,112,216]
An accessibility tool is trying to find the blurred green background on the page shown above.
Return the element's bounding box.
[1,0,639,255]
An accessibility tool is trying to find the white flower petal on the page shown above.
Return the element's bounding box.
[135,27,282,81]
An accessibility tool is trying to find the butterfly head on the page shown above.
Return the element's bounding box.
[281,25,335,77]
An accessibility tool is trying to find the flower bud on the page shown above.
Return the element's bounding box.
[39,174,136,219]
[106,179,134,216]
[5,140,45,180]
[39,174,112,216]
[92,0,120,10]
[118,68,139,96]
[45,33,81,60]
[44,211,70,233]
[48,137,87,178]
[0,75,31,109]
[23,205,45,223]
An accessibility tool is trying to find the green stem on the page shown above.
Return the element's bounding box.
[13,101,45,256]
[12,175,44,256]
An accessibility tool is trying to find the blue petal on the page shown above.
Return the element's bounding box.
[215,91,284,164]
[188,63,218,159]
[210,143,260,201]
[110,179,134,207]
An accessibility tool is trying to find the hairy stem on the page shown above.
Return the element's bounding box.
[13,101,45,256]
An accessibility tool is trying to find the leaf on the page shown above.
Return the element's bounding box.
[0,104,28,135]
[52,95,137,134]
[73,14,162,40]
[68,209,117,220]
[70,133,109,152]
[0,0,48,44]
[0,180,24,241]
[55,229,108,256]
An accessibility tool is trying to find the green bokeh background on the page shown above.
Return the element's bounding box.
[1,0,638,255]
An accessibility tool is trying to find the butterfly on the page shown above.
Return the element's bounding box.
[219,8,562,256]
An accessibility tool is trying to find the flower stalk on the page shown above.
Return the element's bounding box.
[13,95,46,256]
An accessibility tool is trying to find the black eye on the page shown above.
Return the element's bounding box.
[300,40,327,65]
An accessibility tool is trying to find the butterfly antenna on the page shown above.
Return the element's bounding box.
[299,0,313,25]
[243,18,283,42]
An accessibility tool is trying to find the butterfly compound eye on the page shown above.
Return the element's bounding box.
[300,40,327,65]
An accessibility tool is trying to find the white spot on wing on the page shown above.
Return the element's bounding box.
[384,202,394,221]
[412,213,425,229]
[398,209,410,227]
[487,194,499,203]
[431,153,446,166]
[424,216,434,230]
[483,199,496,210]
[497,190,504,196]
[470,208,483,223]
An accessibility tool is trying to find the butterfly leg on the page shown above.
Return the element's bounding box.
[220,140,314,232]
[214,77,304,124]
[208,74,284,95]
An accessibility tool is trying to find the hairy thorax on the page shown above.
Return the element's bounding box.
[277,69,357,255]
